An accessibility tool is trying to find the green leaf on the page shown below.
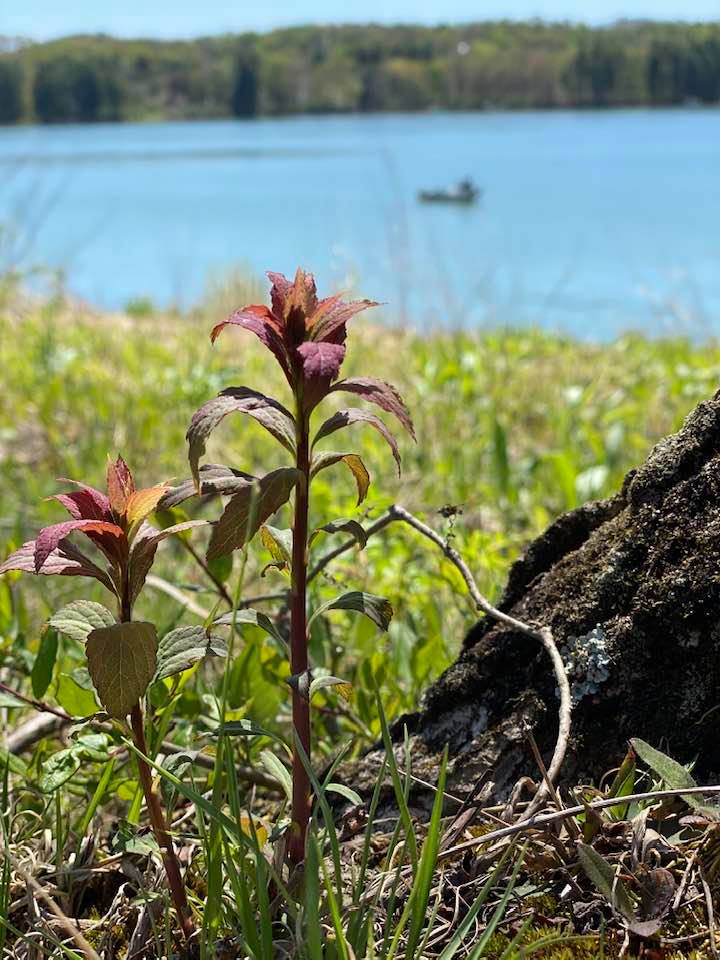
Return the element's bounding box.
[309,675,353,702]
[154,625,228,681]
[86,622,158,719]
[630,738,708,811]
[310,452,370,505]
[38,748,81,793]
[207,468,300,560]
[112,820,159,857]
[216,719,280,740]
[309,591,393,632]
[606,747,636,819]
[325,782,362,807]
[577,842,635,919]
[160,752,195,808]
[48,601,116,643]
[259,749,292,801]
[31,628,59,698]
[310,518,367,549]
[213,608,286,647]
[207,554,233,584]
[55,673,100,717]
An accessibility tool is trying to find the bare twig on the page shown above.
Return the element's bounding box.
[387,504,571,813]
[307,504,571,807]
[439,785,720,862]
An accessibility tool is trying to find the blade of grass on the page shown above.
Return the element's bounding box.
[77,757,116,840]
[466,846,526,959]
[304,833,325,960]
[375,690,417,869]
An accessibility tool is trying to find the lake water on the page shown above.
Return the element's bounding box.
[0,110,718,337]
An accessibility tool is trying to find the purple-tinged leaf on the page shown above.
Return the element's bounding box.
[49,482,112,521]
[127,519,208,606]
[158,464,254,510]
[296,341,346,382]
[34,520,126,574]
[310,297,379,344]
[107,456,135,516]
[330,377,415,440]
[310,452,370,505]
[207,468,301,561]
[313,408,401,474]
[267,271,294,319]
[0,540,115,592]
[187,387,295,487]
[210,304,292,383]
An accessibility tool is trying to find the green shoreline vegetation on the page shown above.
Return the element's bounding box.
[0,20,719,125]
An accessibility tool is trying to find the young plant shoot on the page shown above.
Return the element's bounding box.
[187,268,415,864]
[0,457,208,941]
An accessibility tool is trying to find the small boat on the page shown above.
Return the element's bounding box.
[418,178,481,205]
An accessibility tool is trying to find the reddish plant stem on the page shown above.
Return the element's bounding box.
[121,583,194,940]
[288,406,312,865]
[130,704,195,941]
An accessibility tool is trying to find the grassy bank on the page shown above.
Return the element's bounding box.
[1,278,719,955]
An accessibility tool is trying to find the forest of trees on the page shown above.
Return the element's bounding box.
[0,20,719,124]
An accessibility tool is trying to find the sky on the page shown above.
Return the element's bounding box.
[4,0,719,41]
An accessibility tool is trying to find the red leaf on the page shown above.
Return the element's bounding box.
[310,297,379,344]
[107,457,135,516]
[313,408,401,474]
[34,520,126,573]
[210,305,292,383]
[330,377,415,439]
[296,342,346,382]
[0,539,116,591]
[267,271,294,319]
[50,481,112,521]
[187,387,296,488]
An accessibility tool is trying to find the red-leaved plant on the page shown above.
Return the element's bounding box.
[186,268,414,864]
[0,458,205,940]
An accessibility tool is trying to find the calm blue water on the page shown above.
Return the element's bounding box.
[0,110,718,336]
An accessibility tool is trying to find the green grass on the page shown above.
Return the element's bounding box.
[2,276,720,956]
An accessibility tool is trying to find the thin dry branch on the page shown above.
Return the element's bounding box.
[439,785,720,861]
[390,504,571,811]
[307,504,571,808]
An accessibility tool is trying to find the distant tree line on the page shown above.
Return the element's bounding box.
[0,21,719,124]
